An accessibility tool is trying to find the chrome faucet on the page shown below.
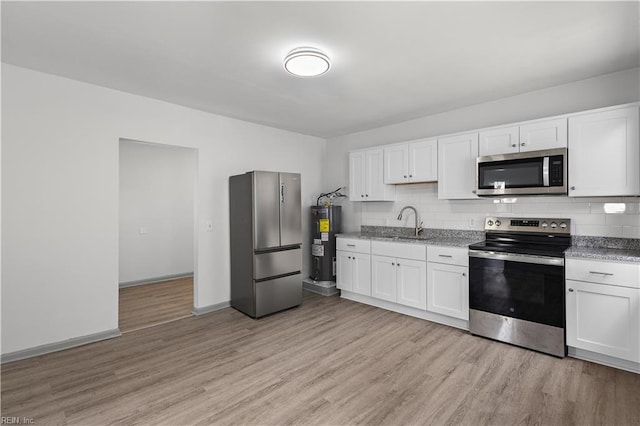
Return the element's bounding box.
[397,206,423,236]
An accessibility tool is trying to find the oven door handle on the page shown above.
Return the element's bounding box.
[469,249,564,266]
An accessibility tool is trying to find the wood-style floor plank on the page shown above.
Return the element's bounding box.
[118,277,193,332]
[2,291,639,425]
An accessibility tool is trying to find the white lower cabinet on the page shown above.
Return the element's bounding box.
[426,246,469,321]
[336,238,371,296]
[371,255,427,309]
[566,259,640,364]
[426,262,469,320]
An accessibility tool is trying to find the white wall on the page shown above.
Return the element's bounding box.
[1,64,326,355]
[325,68,640,236]
[119,140,196,284]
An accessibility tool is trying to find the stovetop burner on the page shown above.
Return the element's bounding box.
[469,216,572,258]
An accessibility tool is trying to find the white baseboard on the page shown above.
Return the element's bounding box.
[340,291,469,331]
[119,273,194,288]
[568,347,640,374]
[192,301,230,315]
[1,329,122,364]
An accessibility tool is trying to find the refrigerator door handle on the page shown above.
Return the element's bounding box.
[280,183,285,203]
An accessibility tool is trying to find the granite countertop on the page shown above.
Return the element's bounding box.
[564,247,640,263]
[337,227,483,249]
[337,227,640,263]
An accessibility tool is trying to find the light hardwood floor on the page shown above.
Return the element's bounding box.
[2,291,639,425]
[118,277,193,333]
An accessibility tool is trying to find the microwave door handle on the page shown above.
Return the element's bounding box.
[542,156,550,187]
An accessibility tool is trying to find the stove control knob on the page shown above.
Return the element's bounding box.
[495,220,501,226]
[541,222,548,228]
[560,222,567,229]
[550,222,557,229]
[487,220,494,226]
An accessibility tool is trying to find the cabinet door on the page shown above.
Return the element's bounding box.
[409,139,438,183]
[365,149,385,200]
[478,126,519,156]
[336,251,354,292]
[349,151,366,201]
[383,144,409,184]
[437,133,479,199]
[371,255,397,302]
[566,280,640,363]
[352,252,372,296]
[519,118,567,152]
[397,259,427,310]
[568,106,640,197]
[427,262,469,320]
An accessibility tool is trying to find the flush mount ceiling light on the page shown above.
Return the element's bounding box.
[283,47,331,77]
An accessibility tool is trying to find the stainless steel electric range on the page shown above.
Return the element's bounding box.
[468,217,571,357]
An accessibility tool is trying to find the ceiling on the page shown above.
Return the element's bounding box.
[2,1,639,138]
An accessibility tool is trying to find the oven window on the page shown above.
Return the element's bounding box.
[478,157,544,189]
[469,257,564,327]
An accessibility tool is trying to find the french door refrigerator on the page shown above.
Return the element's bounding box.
[229,171,302,318]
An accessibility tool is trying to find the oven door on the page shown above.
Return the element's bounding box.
[469,250,565,328]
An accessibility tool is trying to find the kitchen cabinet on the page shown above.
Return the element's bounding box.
[371,241,427,310]
[478,126,519,156]
[519,118,567,152]
[566,258,640,363]
[437,133,479,199]
[426,246,469,320]
[568,106,640,197]
[383,138,437,184]
[349,148,396,201]
[336,238,371,296]
[479,118,567,157]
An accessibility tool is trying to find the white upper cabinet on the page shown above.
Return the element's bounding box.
[349,148,396,201]
[479,118,567,157]
[384,138,437,184]
[437,133,479,199]
[519,118,567,152]
[478,126,519,156]
[568,106,640,197]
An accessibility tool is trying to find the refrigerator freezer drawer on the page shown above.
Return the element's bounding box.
[254,248,301,280]
[255,273,302,317]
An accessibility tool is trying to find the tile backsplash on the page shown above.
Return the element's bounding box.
[352,183,640,238]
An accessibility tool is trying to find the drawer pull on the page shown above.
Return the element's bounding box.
[568,288,574,292]
[438,254,453,258]
[589,271,614,276]
[462,273,466,277]
[346,244,356,247]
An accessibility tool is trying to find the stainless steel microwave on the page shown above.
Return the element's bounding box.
[476,148,567,196]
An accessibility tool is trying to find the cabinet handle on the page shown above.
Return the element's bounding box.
[521,143,525,146]
[392,262,395,266]
[589,271,614,276]
[462,273,466,277]
[472,190,477,194]
[347,256,351,259]
[397,263,400,267]
[365,194,369,197]
[346,244,356,247]
[404,175,407,178]
[570,186,575,191]
[568,288,574,292]
[511,144,516,147]
[361,194,364,197]
[438,254,453,258]
[409,174,413,178]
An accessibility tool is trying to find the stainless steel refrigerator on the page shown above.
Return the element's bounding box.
[229,171,302,318]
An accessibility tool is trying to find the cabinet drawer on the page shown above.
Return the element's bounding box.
[337,238,371,254]
[566,258,640,289]
[427,245,469,266]
[371,240,426,261]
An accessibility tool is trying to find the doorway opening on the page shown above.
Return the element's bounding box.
[118,139,197,333]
